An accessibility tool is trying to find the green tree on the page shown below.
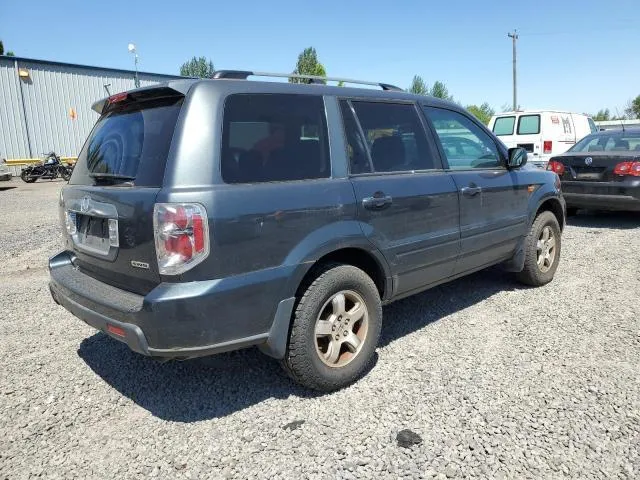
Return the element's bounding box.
[408,75,428,95]
[6,51,14,56]
[337,80,345,87]
[179,56,215,78]
[628,95,640,119]
[290,47,326,84]
[430,81,452,100]
[466,102,495,125]
[0,40,4,55]
[592,109,610,121]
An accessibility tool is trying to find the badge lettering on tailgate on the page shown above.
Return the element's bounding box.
[131,261,150,269]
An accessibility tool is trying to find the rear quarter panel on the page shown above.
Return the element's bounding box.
[156,84,382,335]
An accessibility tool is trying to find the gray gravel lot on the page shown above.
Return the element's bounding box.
[1,179,639,479]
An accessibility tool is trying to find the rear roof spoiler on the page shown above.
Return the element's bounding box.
[91,82,191,114]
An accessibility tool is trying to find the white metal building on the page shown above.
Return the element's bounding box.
[0,55,181,161]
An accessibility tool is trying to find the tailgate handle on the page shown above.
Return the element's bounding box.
[461,184,482,197]
[362,192,393,210]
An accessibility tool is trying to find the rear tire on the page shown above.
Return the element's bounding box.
[20,171,36,183]
[61,168,72,181]
[516,211,561,286]
[280,263,382,391]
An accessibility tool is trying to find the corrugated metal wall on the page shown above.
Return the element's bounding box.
[0,59,30,159]
[0,57,181,160]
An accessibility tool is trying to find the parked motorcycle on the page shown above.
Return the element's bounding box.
[20,152,73,183]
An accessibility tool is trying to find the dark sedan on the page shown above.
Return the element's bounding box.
[547,128,640,214]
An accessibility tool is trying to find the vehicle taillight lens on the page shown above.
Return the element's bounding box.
[153,203,209,275]
[613,161,640,177]
[547,160,565,175]
[543,141,553,154]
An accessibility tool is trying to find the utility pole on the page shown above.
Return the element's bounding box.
[507,30,518,111]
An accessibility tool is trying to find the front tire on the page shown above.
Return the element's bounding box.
[280,263,382,391]
[516,211,562,286]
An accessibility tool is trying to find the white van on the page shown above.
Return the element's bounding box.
[488,111,598,168]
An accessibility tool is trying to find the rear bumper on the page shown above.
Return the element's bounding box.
[562,181,640,211]
[49,251,295,359]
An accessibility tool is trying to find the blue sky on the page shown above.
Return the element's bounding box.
[2,0,638,114]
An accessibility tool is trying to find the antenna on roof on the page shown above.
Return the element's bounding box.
[615,108,626,132]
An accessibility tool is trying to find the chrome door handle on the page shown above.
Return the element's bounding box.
[461,185,482,197]
[362,193,393,210]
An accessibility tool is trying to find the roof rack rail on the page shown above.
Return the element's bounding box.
[210,70,404,92]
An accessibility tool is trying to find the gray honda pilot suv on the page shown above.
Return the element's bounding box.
[49,71,565,391]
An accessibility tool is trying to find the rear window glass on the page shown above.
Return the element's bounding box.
[71,97,183,187]
[570,132,640,152]
[492,116,515,136]
[517,115,540,135]
[221,94,330,183]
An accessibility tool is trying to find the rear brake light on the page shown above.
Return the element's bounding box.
[153,203,209,275]
[543,141,553,154]
[547,160,565,175]
[613,161,640,177]
[108,92,128,103]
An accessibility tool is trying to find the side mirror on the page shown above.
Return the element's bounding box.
[507,147,528,169]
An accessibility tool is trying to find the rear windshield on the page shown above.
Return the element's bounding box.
[70,97,183,186]
[570,132,640,153]
[492,116,515,136]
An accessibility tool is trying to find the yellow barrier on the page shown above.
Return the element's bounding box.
[6,157,77,165]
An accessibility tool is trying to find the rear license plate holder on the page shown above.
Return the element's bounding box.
[75,215,112,255]
[576,172,601,180]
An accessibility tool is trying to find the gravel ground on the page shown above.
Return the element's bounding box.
[1,179,639,479]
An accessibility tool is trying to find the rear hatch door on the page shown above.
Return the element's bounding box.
[62,89,184,295]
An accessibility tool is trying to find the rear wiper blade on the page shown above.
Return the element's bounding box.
[89,173,136,180]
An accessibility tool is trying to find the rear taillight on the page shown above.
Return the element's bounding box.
[547,160,565,175]
[153,203,209,275]
[543,141,553,154]
[613,161,640,177]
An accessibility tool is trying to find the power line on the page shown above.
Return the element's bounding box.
[517,25,638,37]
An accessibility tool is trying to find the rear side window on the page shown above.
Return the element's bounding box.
[221,94,330,183]
[348,101,435,172]
[71,97,183,186]
[517,115,540,135]
[588,118,598,134]
[339,101,372,174]
[492,116,515,136]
